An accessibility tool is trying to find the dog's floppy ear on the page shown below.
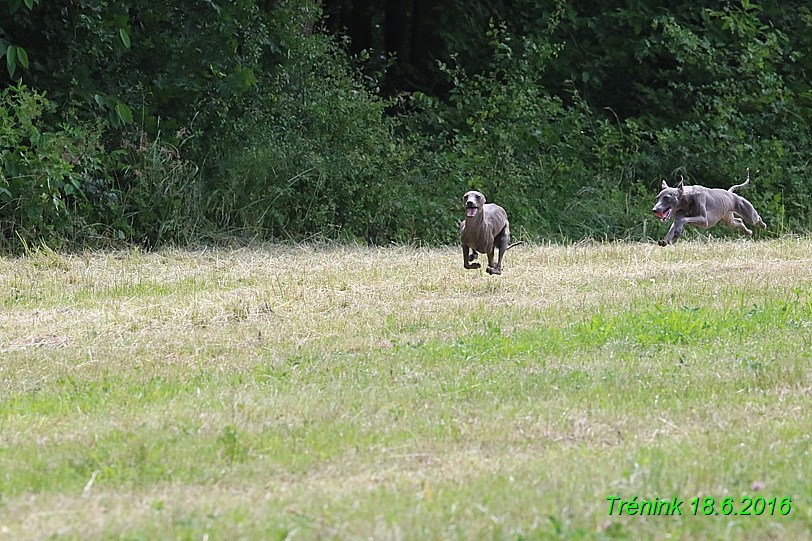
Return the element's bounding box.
[661,180,668,190]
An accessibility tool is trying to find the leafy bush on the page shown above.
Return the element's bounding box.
[205,2,418,243]
[3,0,812,248]
[0,83,81,248]
[402,21,643,241]
[625,5,812,235]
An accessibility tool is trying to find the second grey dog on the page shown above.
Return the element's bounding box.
[460,190,522,275]
[652,168,767,246]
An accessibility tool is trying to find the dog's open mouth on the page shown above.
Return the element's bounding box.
[654,207,673,222]
[466,207,479,217]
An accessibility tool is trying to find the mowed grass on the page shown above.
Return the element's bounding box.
[1,239,812,540]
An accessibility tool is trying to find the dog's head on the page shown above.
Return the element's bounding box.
[652,179,685,222]
[462,190,486,218]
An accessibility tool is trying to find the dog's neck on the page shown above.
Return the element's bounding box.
[676,189,689,209]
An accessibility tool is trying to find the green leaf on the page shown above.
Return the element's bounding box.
[119,28,131,49]
[6,45,16,78]
[28,126,41,146]
[115,102,133,124]
[15,46,29,69]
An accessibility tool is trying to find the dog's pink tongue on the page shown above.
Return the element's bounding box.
[466,207,477,217]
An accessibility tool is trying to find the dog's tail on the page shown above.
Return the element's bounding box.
[505,241,524,252]
[729,168,751,193]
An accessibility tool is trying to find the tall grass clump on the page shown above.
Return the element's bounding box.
[116,129,203,246]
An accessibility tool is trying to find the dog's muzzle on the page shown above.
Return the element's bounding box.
[465,206,479,217]
[653,207,673,222]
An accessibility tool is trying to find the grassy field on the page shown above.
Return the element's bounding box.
[1,238,812,540]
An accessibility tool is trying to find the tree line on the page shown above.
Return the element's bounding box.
[1,0,811,250]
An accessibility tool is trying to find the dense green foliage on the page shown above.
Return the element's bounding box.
[1,0,811,249]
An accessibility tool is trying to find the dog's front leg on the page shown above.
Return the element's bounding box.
[665,213,712,244]
[659,215,694,245]
[659,203,711,245]
[659,221,682,246]
[463,245,481,270]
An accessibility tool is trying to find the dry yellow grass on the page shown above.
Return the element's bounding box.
[1,239,812,540]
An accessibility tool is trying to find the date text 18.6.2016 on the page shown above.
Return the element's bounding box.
[606,496,792,516]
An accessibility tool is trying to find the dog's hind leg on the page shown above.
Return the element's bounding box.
[723,212,753,236]
[735,198,767,230]
[486,230,509,275]
[484,248,497,274]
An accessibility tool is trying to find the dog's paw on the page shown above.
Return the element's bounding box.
[658,240,668,247]
[465,262,481,270]
[486,267,502,275]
